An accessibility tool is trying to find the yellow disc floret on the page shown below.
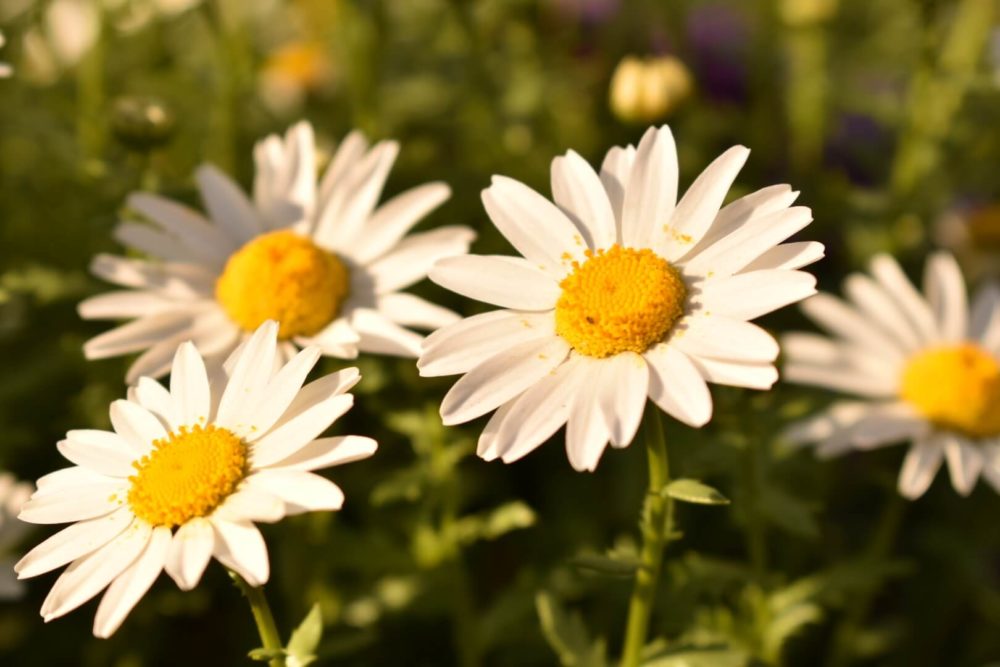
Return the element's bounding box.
[216,230,350,339]
[555,244,687,358]
[128,425,247,528]
[900,343,1000,438]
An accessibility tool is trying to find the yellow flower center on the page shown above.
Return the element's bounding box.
[128,425,248,528]
[216,230,350,339]
[900,343,1000,438]
[555,245,687,358]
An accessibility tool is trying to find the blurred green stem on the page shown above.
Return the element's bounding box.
[621,409,674,667]
[231,571,285,667]
[890,0,994,198]
[76,2,106,172]
[202,0,250,172]
[785,22,829,173]
[824,494,907,667]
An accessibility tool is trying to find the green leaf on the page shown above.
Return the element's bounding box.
[571,551,639,578]
[641,643,747,667]
[286,603,323,665]
[663,479,731,505]
[535,591,609,667]
[248,647,286,661]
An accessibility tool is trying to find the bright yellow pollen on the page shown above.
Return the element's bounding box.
[216,230,349,340]
[555,245,687,358]
[900,343,1000,438]
[128,425,247,528]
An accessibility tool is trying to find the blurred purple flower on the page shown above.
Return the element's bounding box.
[825,113,894,187]
[550,0,621,24]
[686,3,751,103]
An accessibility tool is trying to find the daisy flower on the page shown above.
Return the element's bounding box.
[419,125,822,471]
[0,473,33,600]
[783,252,1000,499]
[80,121,473,382]
[15,321,377,637]
[0,31,11,78]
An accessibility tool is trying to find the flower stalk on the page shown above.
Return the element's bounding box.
[231,570,285,667]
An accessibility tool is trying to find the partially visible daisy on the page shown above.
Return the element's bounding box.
[0,473,33,599]
[16,321,377,637]
[0,31,11,78]
[419,125,822,471]
[80,121,473,381]
[934,202,1000,281]
[783,252,1000,499]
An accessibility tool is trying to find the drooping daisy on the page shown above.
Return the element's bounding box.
[783,252,1000,499]
[81,121,473,382]
[0,31,11,78]
[16,321,377,637]
[419,125,823,471]
[0,473,33,599]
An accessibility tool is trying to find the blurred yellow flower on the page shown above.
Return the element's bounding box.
[609,55,692,124]
[259,42,334,114]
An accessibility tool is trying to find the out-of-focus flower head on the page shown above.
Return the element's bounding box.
[258,41,336,115]
[21,0,101,85]
[609,55,693,124]
[686,3,750,103]
[935,202,1000,281]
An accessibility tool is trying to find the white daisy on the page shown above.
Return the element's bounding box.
[419,125,823,471]
[0,31,11,78]
[0,473,33,599]
[15,321,377,637]
[80,121,474,382]
[783,252,1000,500]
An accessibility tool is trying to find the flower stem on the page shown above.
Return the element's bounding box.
[230,571,285,667]
[620,409,674,667]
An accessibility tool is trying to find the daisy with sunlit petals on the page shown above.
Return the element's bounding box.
[80,121,473,382]
[419,125,823,471]
[784,252,1000,499]
[15,321,377,637]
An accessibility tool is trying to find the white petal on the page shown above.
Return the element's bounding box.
[244,470,344,514]
[440,336,571,425]
[83,312,194,360]
[214,488,286,523]
[944,435,983,496]
[19,480,127,525]
[482,176,585,277]
[351,183,452,264]
[131,377,178,428]
[621,126,678,248]
[565,369,611,472]
[783,401,871,457]
[494,356,587,463]
[351,308,424,357]
[126,336,188,384]
[211,520,269,587]
[697,270,817,321]
[195,165,261,244]
[318,131,369,207]
[110,400,167,454]
[113,222,202,264]
[376,293,460,330]
[15,507,133,579]
[295,318,361,359]
[216,321,278,430]
[869,254,938,344]
[671,315,779,363]
[87,253,214,295]
[898,436,945,499]
[430,255,560,311]
[969,283,1000,342]
[170,341,211,427]
[127,192,235,260]
[644,344,712,427]
[782,361,897,398]
[269,435,378,471]
[419,310,555,378]
[164,518,214,591]
[843,274,922,352]
[687,184,798,256]
[848,402,929,449]
[93,525,170,638]
[743,241,825,272]
[551,150,616,250]
[597,352,649,447]
[599,144,636,223]
[40,520,152,622]
[236,346,321,440]
[78,291,178,319]
[369,226,476,294]
[689,357,778,390]
[477,401,515,461]
[924,252,968,343]
[657,145,750,260]
[798,293,905,360]
[57,432,135,478]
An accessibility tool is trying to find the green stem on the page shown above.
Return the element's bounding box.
[824,494,907,667]
[620,410,674,667]
[231,571,285,667]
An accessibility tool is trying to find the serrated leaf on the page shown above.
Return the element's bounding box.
[286,602,323,665]
[663,479,731,505]
[248,647,286,661]
[536,591,609,667]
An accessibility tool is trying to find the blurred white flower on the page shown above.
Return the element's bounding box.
[609,55,693,124]
[421,125,822,471]
[16,321,377,637]
[784,253,1000,499]
[0,473,33,600]
[20,0,101,84]
[80,121,472,381]
[0,31,11,78]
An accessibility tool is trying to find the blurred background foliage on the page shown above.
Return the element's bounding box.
[1,0,1000,665]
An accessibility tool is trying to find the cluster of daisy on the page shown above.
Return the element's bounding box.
[9,114,996,654]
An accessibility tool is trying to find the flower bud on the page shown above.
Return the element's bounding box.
[111,96,175,152]
[609,55,692,123]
